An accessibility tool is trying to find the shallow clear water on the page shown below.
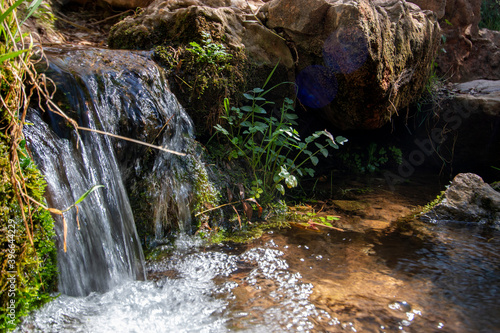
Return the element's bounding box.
[16,224,500,333]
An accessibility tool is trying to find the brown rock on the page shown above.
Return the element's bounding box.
[62,0,154,8]
[108,0,292,67]
[407,0,446,19]
[262,0,441,129]
[434,0,497,82]
[108,0,440,130]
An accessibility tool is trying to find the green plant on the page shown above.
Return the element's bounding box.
[340,143,402,174]
[419,190,445,215]
[1,0,59,330]
[153,31,246,135]
[186,31,233,69]
[479,0,500,31]
[213,65,347,202]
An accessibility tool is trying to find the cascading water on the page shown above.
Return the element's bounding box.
[24,46,197,296]
[17,46,500,333]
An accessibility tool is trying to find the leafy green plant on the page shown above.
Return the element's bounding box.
[419,190,445,215]
[187,31,233,69]
[213,65,347,201]
[479,0,500,31]
[340,143,402,174]
[153,31,245,135]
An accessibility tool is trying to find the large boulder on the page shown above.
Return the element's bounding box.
[414,79,500,173]
[420,173,500,227]
[261,0,441,129]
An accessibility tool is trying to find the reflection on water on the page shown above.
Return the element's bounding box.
[17,225,500,332]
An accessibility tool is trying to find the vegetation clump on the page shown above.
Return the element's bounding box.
[339,142,402,174]
[153,31,247,138]
[1,0,58,329]
[479,0,500,31]
[212,65,348,204]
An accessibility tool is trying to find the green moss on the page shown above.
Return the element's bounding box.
[0,139,58,330]
[153,35,248,138]
[1,2,59,324]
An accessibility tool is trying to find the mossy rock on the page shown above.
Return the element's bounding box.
[331,200,370,213]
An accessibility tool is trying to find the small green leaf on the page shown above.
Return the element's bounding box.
[214,124,229,136]
[240,106,253,112]
[0,49,28,63]
[276,184,285,195]
[243,93,255,100]
[75,185,104,205]
[310,156,319,166]
[285,175,298,188]
[254,106,267,114]
[336,136,348,145]
[279,166,289,178]
[328,140,339,149]
[304,168,315,177]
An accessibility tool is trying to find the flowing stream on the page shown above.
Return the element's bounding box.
[17,47,500,332]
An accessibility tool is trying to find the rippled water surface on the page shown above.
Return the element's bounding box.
[17,224,500,332]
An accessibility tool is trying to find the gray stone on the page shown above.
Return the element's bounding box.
[421,173,500,227]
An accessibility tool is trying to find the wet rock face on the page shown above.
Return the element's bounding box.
[261,0,441,129]
[421,173,500,227]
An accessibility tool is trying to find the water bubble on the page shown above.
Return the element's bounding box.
[388,301,412,313]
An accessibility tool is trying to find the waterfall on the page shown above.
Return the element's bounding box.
[24,46,197,296]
